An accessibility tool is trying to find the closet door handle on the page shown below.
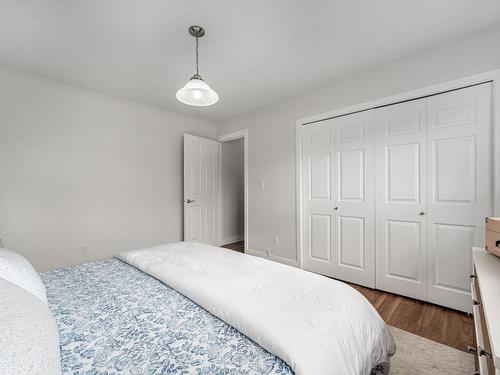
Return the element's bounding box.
[333,206,338,211]
[186,199,195,203]
[419,211,425,216]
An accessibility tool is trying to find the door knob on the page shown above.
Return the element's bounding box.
[186,199,195,203]
[333,206,338,211]
[419,211,425,216]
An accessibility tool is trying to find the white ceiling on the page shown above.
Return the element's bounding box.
[2,1,500,121]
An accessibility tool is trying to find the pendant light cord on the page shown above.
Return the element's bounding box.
[195,37,199,76]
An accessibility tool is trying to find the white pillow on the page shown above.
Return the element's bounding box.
[0,278,61,375]
[0,248,47,303]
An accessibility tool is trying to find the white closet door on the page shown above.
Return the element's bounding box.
[302,120,335,277]
[426,83,492,312]
[332,111,375,287]
[375,99,427,300]
[184,134,220,245]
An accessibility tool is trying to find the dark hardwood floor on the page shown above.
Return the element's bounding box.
[222,240,244,253]
[348,283,473,353]
[221,241,474,353]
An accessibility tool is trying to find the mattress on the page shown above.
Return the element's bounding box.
[41,258,293,374]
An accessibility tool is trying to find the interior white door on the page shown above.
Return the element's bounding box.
[426,83,492,312]
[375,99,428,300]
[184,134,220,244]
[302,120,335,277]
[332,111,375,287]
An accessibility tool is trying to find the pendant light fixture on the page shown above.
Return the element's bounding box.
[176,25,219,106]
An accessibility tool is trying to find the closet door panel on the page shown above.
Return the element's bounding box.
[375,99,427,299]
[337,216,365,269]
[309,153,331,200]
[431,224,474,292]
[338,149,364,201]
[302,121,335,277]
[386,143,421,202]
[309,214,332,261]
[426,83,492,312]
[386,219,422,281]
[333,111,375,287]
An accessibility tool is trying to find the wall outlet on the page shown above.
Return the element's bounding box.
[264,248,270,257]
[273,235,279,247]
[81,244,88,255]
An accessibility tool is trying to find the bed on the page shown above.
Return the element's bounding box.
[41,257,293,374]
[2,242,395,374]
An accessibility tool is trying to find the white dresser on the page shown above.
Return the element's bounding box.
[472,248,500,374]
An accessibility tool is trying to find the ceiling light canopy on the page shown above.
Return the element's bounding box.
[176,26,219,107]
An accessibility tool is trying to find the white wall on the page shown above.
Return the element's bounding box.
[217,24,500,266]
[0,66,217,271]
[220,139,244,243]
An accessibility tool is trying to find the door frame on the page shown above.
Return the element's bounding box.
[296,69,500,270]
[217,129,249,252]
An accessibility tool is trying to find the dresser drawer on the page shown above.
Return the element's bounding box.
[473,248,500,374]
[478,303,496,375]
[474,304,485,351]
[472,276,480,304]
[479,353,489,375]
[472,273,496,374]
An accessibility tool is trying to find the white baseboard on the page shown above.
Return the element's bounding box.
[246,248,299,268]
[218,235,244,246]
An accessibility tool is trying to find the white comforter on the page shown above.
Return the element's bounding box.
[117,242,395,375]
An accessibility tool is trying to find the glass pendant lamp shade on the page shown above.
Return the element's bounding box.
[176,75,219,106]
[176,25,219,107]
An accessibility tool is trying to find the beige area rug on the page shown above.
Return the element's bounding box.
[389,326,475,375]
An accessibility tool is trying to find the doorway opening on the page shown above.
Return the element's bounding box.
[219,138,244,250]
[217,130,248,253]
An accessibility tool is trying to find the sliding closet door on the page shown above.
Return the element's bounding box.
[302,120,335,277]
[426,83,492,312]
[375,99,427,300]
[332,111,375,287]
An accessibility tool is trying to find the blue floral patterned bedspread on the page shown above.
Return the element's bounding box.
[41,258,293,375]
